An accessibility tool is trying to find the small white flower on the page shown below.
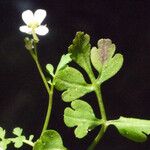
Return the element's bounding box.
[19,9,49,36]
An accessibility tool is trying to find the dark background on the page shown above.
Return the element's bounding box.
[0,0,150,150]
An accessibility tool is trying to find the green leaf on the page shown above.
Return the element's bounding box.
[12,136,26,148]
[108,116,150,142]
[0,139,11,150]
[33,130,67,150]
[0,127,6,139]
[29,135,34,141]
[91,39,115,73]
[54,66,93,102]
[68,32,92,74]
[46,64,54,77]
[91,47,102,72]
[99,53,123,84]
[90,39,123,83]
[0,127,11,150]
[56,53,72,72]
[64,100,101,138]
[12,127,26,148]
[13,127,23,136]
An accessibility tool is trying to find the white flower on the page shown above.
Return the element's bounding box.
[19,9,49,36]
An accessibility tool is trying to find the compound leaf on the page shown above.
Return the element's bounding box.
[33,130,67,150]
[109,116,150,142]
[64,100,101,138]
[68,32,93,75]
[54,66,93,102]
[12,127,26,148]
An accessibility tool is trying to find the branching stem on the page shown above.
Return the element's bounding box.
[88,85,107,150]
[87,125,107,150]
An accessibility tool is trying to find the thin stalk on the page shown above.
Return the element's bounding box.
[88,86,107,150]
[41,84,54,133]
[95,86,107,121]
[23,139,34,147]
[33,56,54,135]
[86,66,96,83]
[29,42,53,135]
[34,57,51,95]
[87,125,107,150]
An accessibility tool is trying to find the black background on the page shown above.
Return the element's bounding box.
[0,0,150,150]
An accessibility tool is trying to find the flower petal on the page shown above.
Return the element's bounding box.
[22,10,34,25]
[35,25,49,36]
[34,9,46,24]
[19,25,32,34]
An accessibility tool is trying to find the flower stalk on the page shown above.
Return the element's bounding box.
[20,9,54,136]
[29,42,54,136]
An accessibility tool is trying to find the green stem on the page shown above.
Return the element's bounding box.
[95,86,107,121]
[87,125,107,150]
[34,56,54,135]
[34,57,51,95]
[23,139,34,147]
[87,67,96,83]
[29,43,53,135]
[41,84,54,133]
[88,86,107,150]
